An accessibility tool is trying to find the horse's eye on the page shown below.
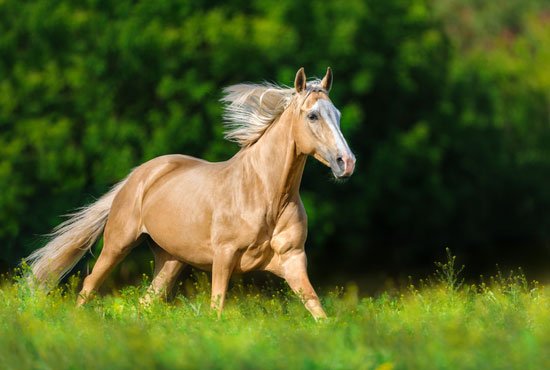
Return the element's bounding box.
[307,112,318,121]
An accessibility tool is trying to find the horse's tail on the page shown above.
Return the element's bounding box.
[26,178,129,288]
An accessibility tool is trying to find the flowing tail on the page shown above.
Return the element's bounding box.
[26,178,128,287]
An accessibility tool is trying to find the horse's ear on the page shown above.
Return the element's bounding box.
[321,67,332,92]
[294,67,307,93]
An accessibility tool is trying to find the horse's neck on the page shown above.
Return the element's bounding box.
[238,112,306,207]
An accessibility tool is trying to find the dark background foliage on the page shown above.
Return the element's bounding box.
[1,0,548,287]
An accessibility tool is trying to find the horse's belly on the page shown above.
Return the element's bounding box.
[158,239,213,267]
[144,210,214,267]
[143,202,215,267]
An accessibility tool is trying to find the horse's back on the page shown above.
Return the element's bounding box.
[139,154,209,173]
[133,154,210,191]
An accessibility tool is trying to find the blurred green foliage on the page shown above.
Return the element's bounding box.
[0,0,548,278]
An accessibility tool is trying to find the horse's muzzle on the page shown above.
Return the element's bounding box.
[334,153,356,178]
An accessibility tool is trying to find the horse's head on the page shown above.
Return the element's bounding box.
[291,67,356,178]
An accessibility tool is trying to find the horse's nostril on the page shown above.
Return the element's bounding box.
[336,157,345,170]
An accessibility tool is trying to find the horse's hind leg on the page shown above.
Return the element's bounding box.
[141,241,186,304]
[76,217,142,305]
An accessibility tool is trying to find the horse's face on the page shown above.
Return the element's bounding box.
[292,68,356,178]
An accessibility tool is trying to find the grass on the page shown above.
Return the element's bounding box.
[0,253,548,370]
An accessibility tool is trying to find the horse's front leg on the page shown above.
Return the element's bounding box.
[210,245,238,316]
[268,250,327,320]
[283,251,327,320]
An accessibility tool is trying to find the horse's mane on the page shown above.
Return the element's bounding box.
[221,80,322,147]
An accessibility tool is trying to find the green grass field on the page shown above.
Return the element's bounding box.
[1,257,548,370]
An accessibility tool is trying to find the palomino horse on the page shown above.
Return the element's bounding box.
[27,67,356,319]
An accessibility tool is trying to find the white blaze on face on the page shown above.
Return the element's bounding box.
[312,99,352,156]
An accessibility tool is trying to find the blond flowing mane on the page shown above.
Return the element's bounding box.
[221,80,322,147]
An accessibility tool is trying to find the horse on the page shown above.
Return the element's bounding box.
[26,67,356,320]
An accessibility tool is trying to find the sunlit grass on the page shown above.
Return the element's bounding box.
[1,255,548,370]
